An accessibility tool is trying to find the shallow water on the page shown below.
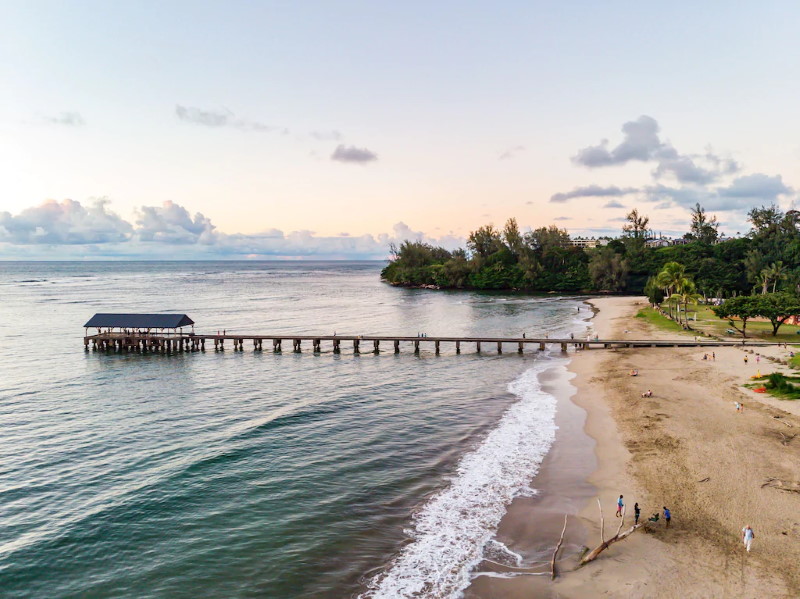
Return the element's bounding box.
[0,261,588,598]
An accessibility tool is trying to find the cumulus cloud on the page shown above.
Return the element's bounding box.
[135,201,216,244]
[331,144,378,164]
[573,115,662,167]
[0,199,458,259]
[43,111,85,126]
[550,184,638,203]
[0,198,131,244]
[551,114,796,230]
[499,145,525,160]
[175,104,285,133]
[572,115,739,185]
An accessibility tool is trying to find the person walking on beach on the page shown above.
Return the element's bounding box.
[712,352,715,360]
[663,506,671,528]
[616,495,624,517]
[634,502,640,525]
[741,524,755,552]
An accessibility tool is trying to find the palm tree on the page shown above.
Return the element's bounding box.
[769,261,786,293]
[669,280,702,326]
[656,262,686,319]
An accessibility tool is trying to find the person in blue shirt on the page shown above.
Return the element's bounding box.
[663,506,671,528]
[616,495,624,517]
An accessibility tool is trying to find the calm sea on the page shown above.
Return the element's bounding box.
[0,261,589,599]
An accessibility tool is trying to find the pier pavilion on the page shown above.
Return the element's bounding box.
[84,313,196,353]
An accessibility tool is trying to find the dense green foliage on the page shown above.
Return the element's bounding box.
[382,205,800,295]
[763,372,800,399]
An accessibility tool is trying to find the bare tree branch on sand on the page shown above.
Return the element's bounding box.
[580,499,645,565]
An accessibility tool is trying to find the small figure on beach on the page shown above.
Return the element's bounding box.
[522,333,526,338]
[570,333,574,340]
[616,495,624,517]
[630,369,639,377]
[663,506,671,528]
[740,402,745,412]
[734,401,741,412]
[744,355,749,364]
[741,524,755,552]
[648,512,660,523]
[634,502,640,524]
[712,352,716,360]
[702,353,708,360]
[641,389,653,398]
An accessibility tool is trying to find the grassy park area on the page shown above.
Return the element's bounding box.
[657,303,800,342]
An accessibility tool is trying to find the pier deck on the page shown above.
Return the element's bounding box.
[83,332,779,355]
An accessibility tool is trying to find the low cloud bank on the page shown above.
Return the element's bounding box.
[0,199,460,259]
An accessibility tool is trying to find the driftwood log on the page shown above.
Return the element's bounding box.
[551,514,568,579]
[580,499,644,565]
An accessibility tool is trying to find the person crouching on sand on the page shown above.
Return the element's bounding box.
[742,524,755,552]
[641,389,652,398]
[616,495,624,517]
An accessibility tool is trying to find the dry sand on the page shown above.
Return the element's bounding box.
[471,296,800,598]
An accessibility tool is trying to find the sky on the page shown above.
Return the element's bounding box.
[1,0,799,259]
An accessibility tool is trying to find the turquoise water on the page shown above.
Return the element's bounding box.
[0,262,587,598]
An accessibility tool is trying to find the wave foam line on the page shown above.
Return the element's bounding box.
[360,362,559,599]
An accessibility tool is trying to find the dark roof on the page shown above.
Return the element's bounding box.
[84,313,195,329]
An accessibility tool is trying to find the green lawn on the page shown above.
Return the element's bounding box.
[635,307,693,334]
[663,303,800,342]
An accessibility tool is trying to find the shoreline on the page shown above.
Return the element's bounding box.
[464,303,598,597]
[467,295,800,598]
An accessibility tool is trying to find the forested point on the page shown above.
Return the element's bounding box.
[380,204,800,296]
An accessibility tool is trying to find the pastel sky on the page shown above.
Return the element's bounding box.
[2,1,799,258]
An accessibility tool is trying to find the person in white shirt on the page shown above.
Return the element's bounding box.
[741,525,755,552]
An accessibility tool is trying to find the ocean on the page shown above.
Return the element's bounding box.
[0,261,590,599]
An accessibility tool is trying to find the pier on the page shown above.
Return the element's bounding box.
[83,332,781,355]
[82,313,781,356]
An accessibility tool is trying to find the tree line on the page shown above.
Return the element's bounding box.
[382,204,800,297]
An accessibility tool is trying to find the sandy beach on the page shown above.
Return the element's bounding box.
[470,296,800,598]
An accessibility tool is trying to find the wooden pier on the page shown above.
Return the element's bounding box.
[83,332,780,355]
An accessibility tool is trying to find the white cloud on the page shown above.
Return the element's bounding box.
[0,198,131,244]
[0,199,459,259]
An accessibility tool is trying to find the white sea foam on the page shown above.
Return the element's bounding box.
[359,360,561,599]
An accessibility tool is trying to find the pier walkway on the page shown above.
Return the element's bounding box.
[83,333,780,355]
